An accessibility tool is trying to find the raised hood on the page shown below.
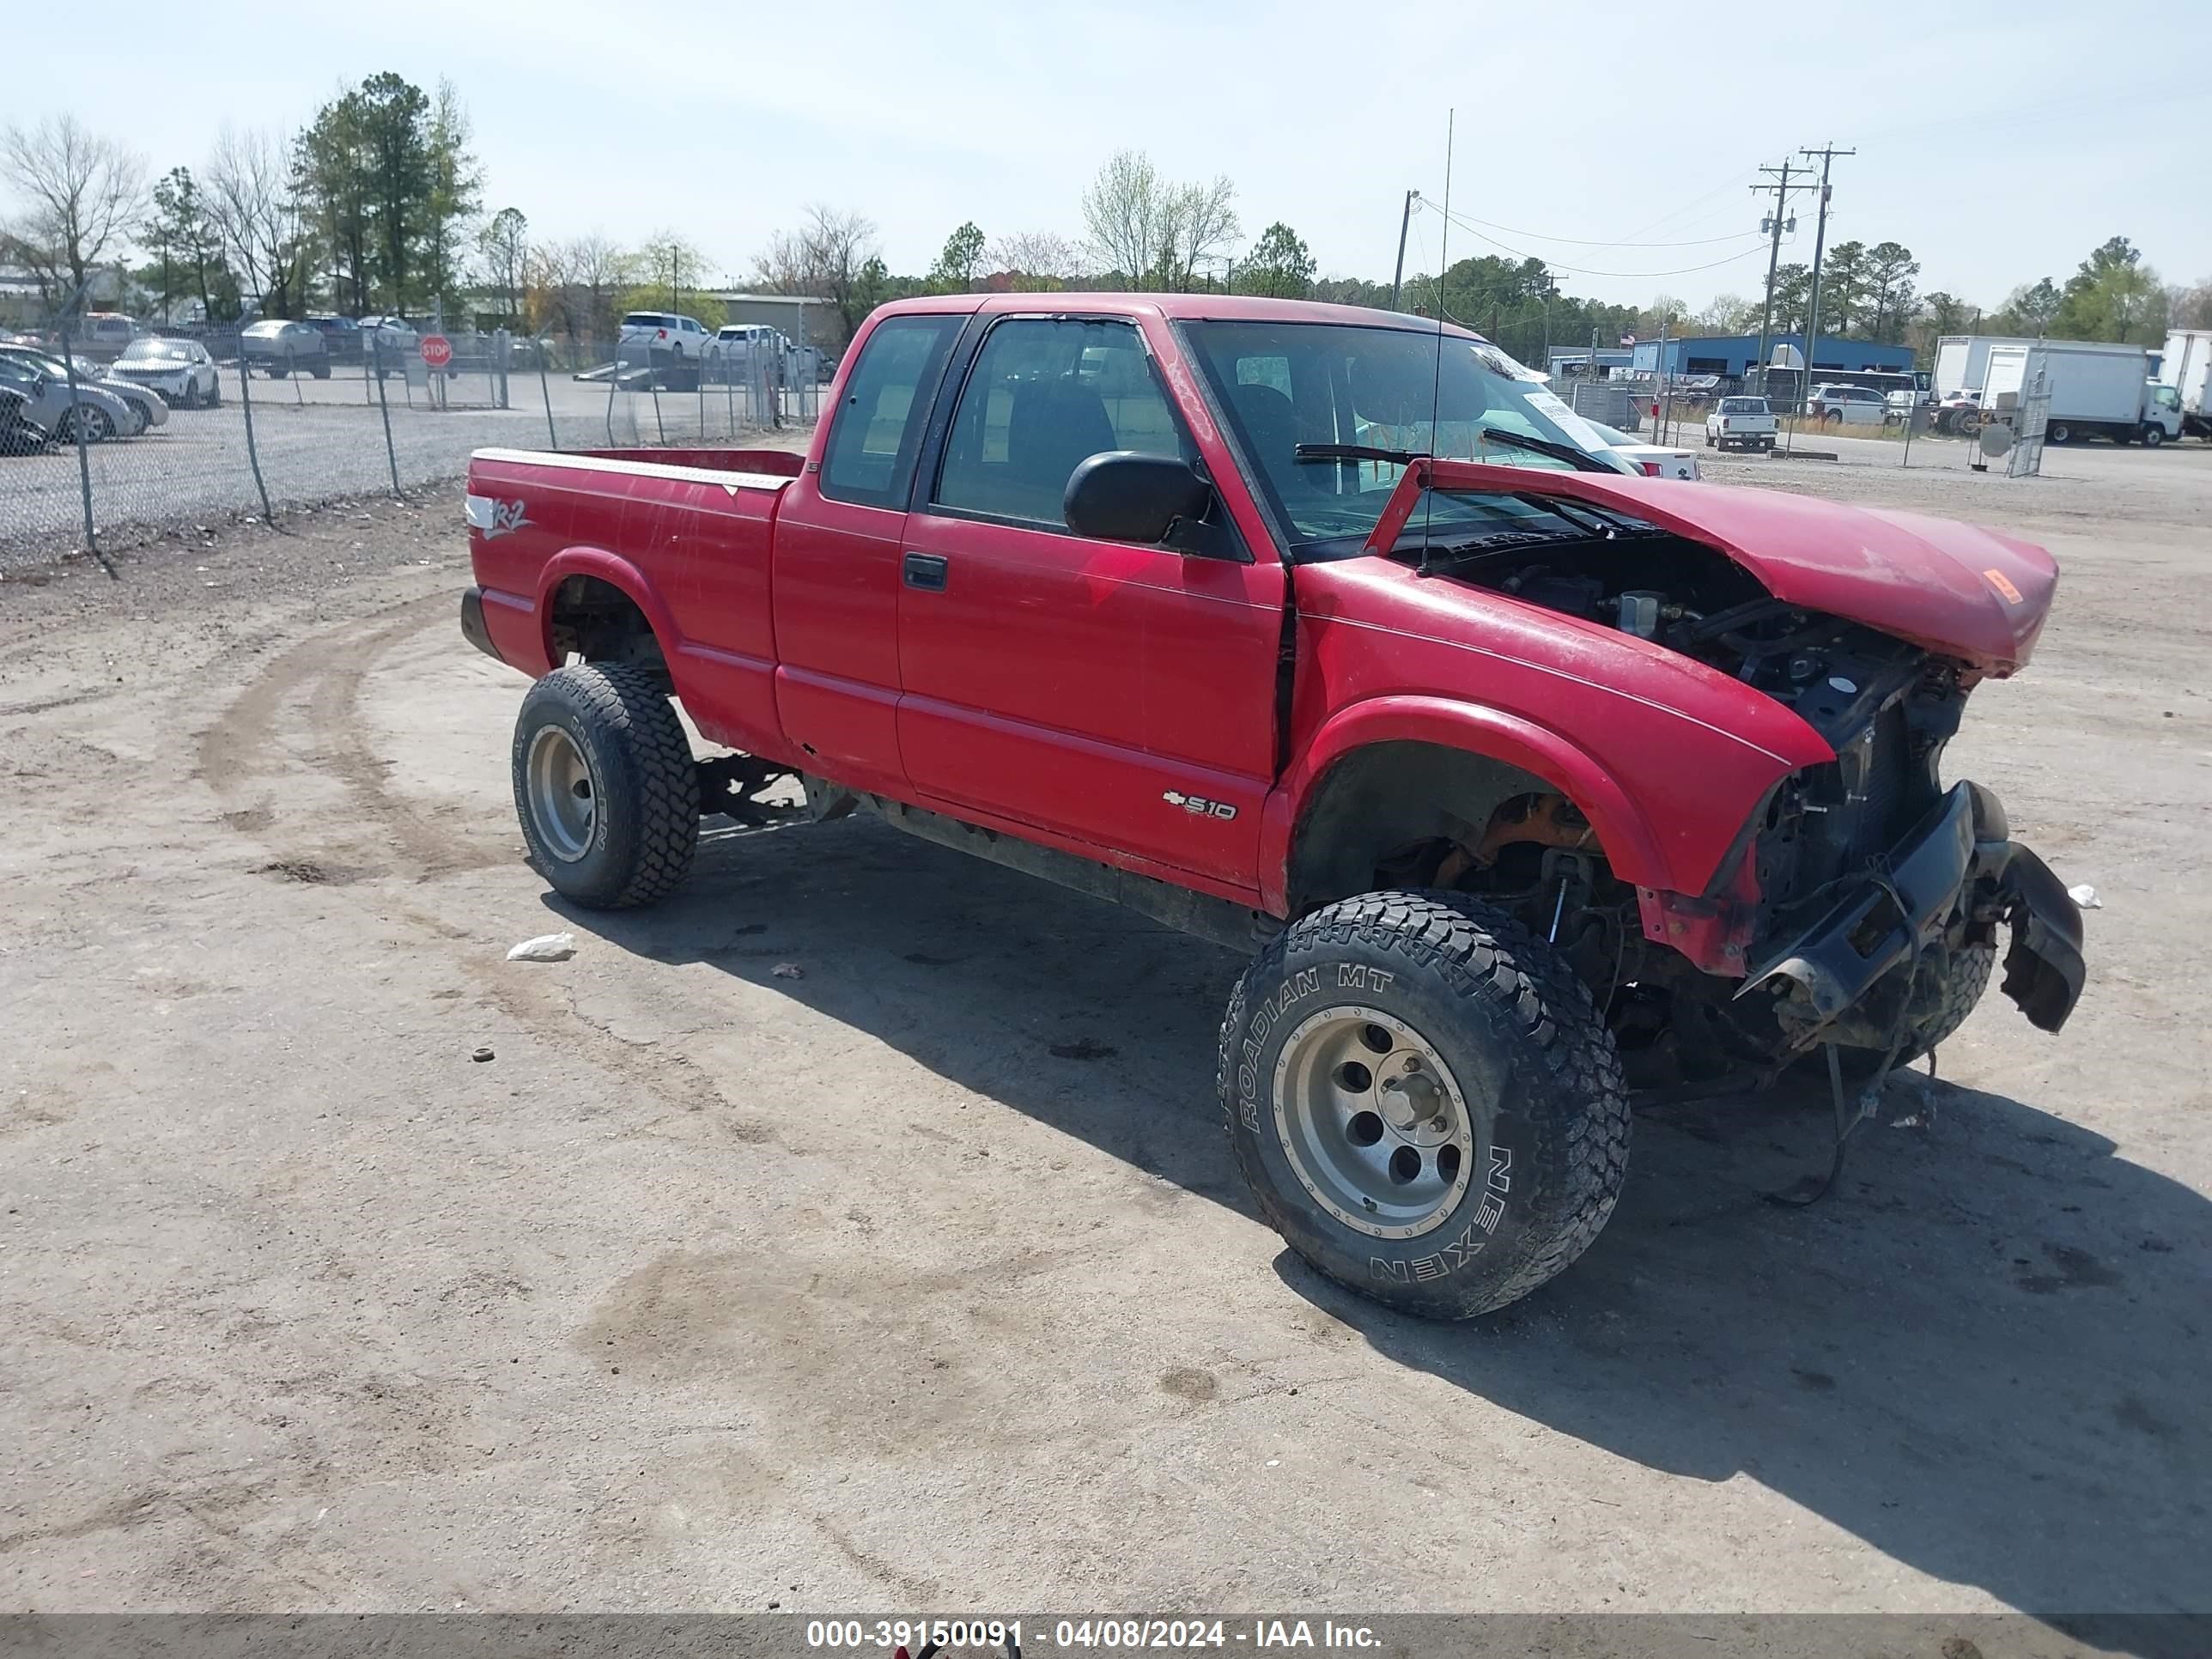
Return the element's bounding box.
[1382,461,2059,674]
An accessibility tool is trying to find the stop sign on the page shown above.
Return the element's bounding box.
[420,334,453,369]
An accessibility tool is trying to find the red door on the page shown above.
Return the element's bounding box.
[896,314,1284,895]
[769,312,966,798]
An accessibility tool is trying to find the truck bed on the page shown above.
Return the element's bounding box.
[465,446,803,760]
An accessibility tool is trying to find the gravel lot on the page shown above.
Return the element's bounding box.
[0,362,813,562]
[1,440,2206,1647]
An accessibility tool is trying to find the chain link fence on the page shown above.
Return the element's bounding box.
[0,311,824,566]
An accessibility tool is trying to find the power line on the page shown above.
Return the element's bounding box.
[1425,203,1771,279]
[1417,203,1764,250]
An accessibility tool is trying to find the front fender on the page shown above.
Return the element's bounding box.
[1260,695,1674,915]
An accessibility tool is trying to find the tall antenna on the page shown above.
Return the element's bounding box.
[1421,108,1454,554]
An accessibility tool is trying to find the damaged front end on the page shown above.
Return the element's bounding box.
[1738,780,2085,1052]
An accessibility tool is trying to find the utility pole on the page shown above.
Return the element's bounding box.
[1749,160,1807,396]
[1389,189,1420,312]
[1795,143,1856,450]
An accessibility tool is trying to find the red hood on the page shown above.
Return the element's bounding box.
[1378,462,2059,674]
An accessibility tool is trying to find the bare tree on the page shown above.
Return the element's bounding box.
[529,232,633,343]
[987,229,1085,288]
[1081,149,1165,285]
[203,125,310,318]
[0,114,148,309]
[1081,150,1237,290]
[1155,175,1239,291]
[753,205,880,344]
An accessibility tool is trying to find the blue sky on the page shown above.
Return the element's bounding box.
[13,0,2210,311]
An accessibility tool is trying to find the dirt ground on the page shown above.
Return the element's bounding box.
[2,439,2206,1635]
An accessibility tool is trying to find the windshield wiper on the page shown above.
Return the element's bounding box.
[1472,425,1615,473]
[1293,442,1427,466]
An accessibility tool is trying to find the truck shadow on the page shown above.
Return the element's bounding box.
[554,814,2209,1647]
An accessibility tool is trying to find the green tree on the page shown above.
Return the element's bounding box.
[927,221,986,293]
[634,229,717,322]
[2052,235,2166,343]
[1771,263,1813,336]
[1866,241,1920,343]
[1238,222,1315,298]
[477,206,529,324]
[298,89,375,314]
[349,73,433,312]
[1993,276,2060,336]
[1907,289,1972,359]
[1820,241,1868,335]
[421,79,482,313]
[143,166,217,322]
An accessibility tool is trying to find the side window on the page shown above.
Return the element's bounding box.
[817,313,963,508]
[933,317,1188,529]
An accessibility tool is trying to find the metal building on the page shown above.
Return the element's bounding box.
[1629,334,1917,379]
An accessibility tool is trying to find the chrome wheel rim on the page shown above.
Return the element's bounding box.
[1273,1004,1477,1240]
[525,726,597,862]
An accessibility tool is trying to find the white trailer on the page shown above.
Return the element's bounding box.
[1978,341,2179,446]
[1932,335,2045,398]
[2160,328,2212,440]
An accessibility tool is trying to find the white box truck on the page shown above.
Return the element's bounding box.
[2160,328,2212,440]
[1974,340,2180,447]
[1932,335,2045,398]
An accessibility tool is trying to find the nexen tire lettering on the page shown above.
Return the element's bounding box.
[1370,1147,1513,1283]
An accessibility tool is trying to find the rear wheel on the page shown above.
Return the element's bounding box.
[1219,891,1629,1320]
[2048,422,2072,444]
[310,361,331,380]
[512,662,700,909]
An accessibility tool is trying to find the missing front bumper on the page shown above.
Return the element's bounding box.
[1740,781,2085,1042]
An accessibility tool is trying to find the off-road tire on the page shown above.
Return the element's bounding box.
[511,662,699,909]
[1844,940,1997,1073]
[1218,890,1630,1320]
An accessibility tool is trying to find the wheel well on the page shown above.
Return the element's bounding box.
[545,575,668,683]
[1288,741,1567,915]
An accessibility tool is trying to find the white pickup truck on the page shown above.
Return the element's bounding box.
[1705,394,1777,452]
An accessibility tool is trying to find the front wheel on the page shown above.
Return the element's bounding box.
[511,662,701,908]
[1218,891,1629,1320]
[2141,423,2167,448]
[64,406,115,443]
[310,361,331,380]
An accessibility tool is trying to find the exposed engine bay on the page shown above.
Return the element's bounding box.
[1408,525,1985,1082]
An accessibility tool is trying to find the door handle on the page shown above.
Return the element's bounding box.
[902,551,949,592]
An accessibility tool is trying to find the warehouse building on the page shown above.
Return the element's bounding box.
[1629,333,1917,379]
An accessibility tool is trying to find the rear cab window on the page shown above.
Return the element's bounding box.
[817,313,964,507]
[933,316,1188,529]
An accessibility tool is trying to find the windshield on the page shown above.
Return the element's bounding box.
[1185,320,1624,553]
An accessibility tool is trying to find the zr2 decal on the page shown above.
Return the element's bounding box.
[465,495,532,539]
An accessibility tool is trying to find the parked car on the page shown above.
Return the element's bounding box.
[1705,394,1778,452]
[1583,418,1698,478]
[1804,384,1887,426]
[0,344,170,438]
[459,292,2085,1322]
[0,382,48,454]
[109,337,222,408]
[359,315,420,374]
[306,313,364,363]
[240,319,331,379]
[1932,391,1984,435]
[74,312,137,361]
[0,351,137,442]
[620,312,712,386]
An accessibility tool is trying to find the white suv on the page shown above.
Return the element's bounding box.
[619,312,711,363]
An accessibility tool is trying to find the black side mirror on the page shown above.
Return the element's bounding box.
[1064,451,1214,546]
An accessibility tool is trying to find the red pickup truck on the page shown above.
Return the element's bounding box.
[461,294,2084,1318]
